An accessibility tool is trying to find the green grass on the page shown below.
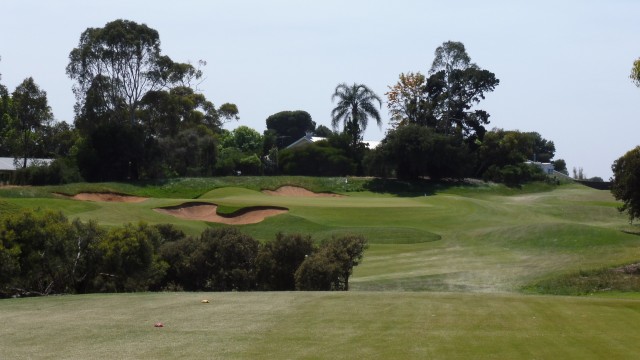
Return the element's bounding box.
[3,292,640,359]
[5,178,640,358]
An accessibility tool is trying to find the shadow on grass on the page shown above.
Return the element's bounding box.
[362,178,484,197]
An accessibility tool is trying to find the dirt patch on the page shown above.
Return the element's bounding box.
[262,186,344,198]
[155,202,288,225]
[59,192,148,203]
[613,263,640,275]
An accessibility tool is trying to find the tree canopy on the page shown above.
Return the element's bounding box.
[386,41,499,143]
[11,77,53,168]
[611,146,640,223]
[631,58,640,88]
[67,19,203,126]
[266,110,316,148]
[331,83,382,150]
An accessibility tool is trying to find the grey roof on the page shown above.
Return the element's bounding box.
[0,157,53,171]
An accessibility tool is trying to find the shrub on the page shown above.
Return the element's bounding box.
[0,210,78,296]
[160,227,259,291]
[256,233,314,290]
[91,223,167,292]
[295,234,367,291]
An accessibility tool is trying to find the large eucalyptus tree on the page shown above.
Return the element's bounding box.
[66,19,201,129]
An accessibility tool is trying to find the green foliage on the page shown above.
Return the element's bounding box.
[552,159,568,175]
[161,227,259,291]
[11,77,53,168]
[67,19,200,126]
[256,233,314,290]
[237,154,262,175]
[278,142,356,176]
[483,163,546,187]
[475,128,556,183]
[229,126,263,155]
[157,125,218,177]
[376,124,471,180]
[139,86,221,137]
[295,234,367,291]
[314,124,333,137]
[611,146,640,222]
[11,158,83,186]
[265,110,316,148]
[631,58,640,87]
[92,223,167,292]
[0,210,80,296]
[331,83,382,151]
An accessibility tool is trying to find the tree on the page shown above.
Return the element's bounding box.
[631,58,640,87]
[611,146,640,223]
[379,123,470,180]
[323,234,367,291]
[256,233,314,290]
[93,223,167,292]
[139,86,220,137]
[278,141,356,176]
[222,126,264,155]
[158,125,218,177]
[295,234,367,291]
[11,77,53,168]
[385,72,428,128]
[161,227,259,291]
[314,124,333,137]
[427,41,499,141]
[552,159,568,176]
[265,110,316,148]
[67,19,202,126]
[0,210,79,296]
[331,83,383,150]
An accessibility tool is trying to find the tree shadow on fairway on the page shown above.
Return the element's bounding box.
[362,178,482,197]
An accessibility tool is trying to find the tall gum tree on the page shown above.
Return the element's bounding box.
[66,19,202,127]
[11,77,52,168]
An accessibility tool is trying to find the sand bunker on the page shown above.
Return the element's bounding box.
[155,202,288,225]
[262,186,344,197]
[63,192,148,203]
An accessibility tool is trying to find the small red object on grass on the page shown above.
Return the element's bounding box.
[154,322,164,327]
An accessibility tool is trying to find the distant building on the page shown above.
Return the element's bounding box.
[526,161,555,175]
[286,132,381,150]
[0,157,53,184]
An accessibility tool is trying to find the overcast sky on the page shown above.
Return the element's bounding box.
[2,0,639,178]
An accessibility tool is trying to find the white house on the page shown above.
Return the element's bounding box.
[526,161,555,175]
[0,157,53,184]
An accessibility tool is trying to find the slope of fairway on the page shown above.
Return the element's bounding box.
[0,181,637,293]
[3,292,640,359]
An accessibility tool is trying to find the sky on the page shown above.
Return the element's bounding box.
[1,0,639,179]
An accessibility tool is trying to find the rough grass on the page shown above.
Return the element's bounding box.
[3,292,640,359]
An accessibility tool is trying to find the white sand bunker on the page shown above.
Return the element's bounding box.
[64,192,148,203]
[155,202,288,225]
[262,186,344,197]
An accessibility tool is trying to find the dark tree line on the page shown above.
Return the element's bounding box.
[363,41,562,185]
[2,31,566,185]
[0,209,367,297]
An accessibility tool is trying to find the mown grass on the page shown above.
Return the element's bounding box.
[5,178,640,358]
[3,292,640,359]
[1,179,637,293]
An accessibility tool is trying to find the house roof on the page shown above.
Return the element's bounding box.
[0,157,53,171]
[285,135,381,150]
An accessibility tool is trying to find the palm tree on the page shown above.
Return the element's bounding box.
[331,83,382,150]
